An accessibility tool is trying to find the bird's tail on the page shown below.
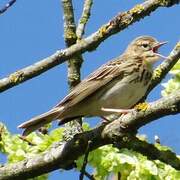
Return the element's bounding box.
[18,107,63,136]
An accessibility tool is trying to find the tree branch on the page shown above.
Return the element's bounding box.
[0,0,179,93]
[61,0,77,47]
[76,0,93,40]
[61,0,83,89]
[61,0,84,136]
[0,91,179,179]
[0,0,16,15]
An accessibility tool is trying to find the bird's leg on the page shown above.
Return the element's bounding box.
[101,107,135,114]
[101,102,150,114]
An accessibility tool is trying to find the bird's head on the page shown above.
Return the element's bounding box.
[125,36,167,65]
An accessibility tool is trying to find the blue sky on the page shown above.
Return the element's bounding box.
[0,0,179,179]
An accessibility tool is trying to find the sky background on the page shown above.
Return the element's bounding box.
[0,0,179,179]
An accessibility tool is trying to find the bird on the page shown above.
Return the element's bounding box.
[18,36,167,136]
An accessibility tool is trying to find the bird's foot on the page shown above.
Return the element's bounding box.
[101,107,135,114]
[134,102,149,111]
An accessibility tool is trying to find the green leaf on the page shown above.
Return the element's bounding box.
[161,59,180,96]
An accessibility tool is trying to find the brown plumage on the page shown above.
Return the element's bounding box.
[18,36,167,136]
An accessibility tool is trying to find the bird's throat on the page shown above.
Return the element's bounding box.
[144,59,153,71]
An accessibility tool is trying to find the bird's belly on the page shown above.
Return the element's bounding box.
[64,78,149,117]
[99,80,148,109]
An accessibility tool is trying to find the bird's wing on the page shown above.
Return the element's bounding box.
[55,56,125,109]
[18,56,126,136]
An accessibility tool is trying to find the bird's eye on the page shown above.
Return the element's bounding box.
[141,43,149,49]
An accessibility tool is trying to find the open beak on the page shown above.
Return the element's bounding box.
[152,41,168,59]
[152,41,168,53]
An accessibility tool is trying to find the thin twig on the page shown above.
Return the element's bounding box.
[117,172,121,180]
[80,141,91,180]
[0,0,16,15]
[84,171,95,180]
[76,0,93,40]
[0,0,179,93]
